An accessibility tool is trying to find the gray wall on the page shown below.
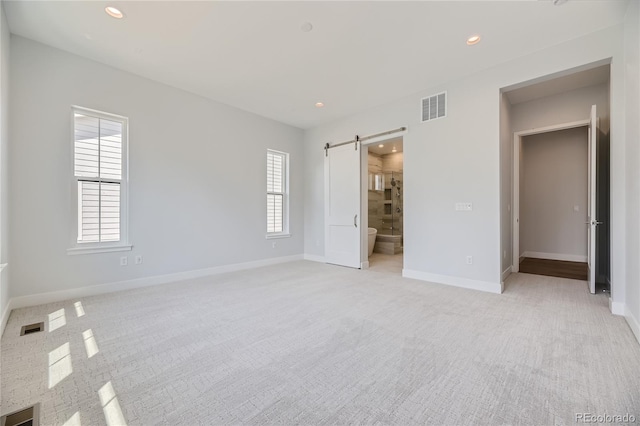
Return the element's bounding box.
[367,153,383,231]
[304,25,625,295]
[520,128,588,260]
[508,82,610,269]
[499,93,512,278]
[511,83,610,135]
[624,0,640,327]
[8,36,304,298]
[0,4,10,327]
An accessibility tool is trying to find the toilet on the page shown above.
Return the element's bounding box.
[367,227,377,257]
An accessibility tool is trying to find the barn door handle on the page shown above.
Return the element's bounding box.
[354,214,358,228]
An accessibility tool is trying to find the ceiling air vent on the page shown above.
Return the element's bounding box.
[421,92,447,122]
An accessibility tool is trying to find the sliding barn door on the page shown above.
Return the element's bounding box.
[325,143,361,268]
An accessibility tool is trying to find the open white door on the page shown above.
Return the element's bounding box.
[587,105,598,294]
[325,143,361,268]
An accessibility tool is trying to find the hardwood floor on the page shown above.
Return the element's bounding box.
[519,257,588,281]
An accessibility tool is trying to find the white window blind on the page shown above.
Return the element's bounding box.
[267,150,288,234]
[74,109,125,243]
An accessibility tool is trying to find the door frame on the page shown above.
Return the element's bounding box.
[512,119,590,272]
[359,129,408,269]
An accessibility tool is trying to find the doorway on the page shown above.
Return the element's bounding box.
[515,124,590,282]
[364,137,403,274]
[512,107,608,294]
[324,126,407,270]
[501,63,611,295]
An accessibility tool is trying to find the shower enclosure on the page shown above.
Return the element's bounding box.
[381,172,403,236]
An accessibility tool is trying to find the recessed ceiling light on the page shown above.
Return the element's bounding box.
[466,35,481,45]
[301,22,313,32]
[105,6,124,19]
[378,144,384,148]
[392,147,397,153]
[315,102,324,108]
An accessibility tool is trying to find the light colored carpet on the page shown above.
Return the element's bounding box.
[1,261,639,425]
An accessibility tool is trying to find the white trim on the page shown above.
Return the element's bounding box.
[402,269,502,294]
[67,244,132,256]
[624,306,640,346]
[501,266,512,284]
[361,261,369,269]
[610,299,625,316]
[303,254,326,263]
[265,233,291,240]
[512,119,590,273]
[515,119,590,138]
[1,297,13,338]
[70,106,130,251]
[521,251,588,263]
[610,301,640,347]
[7,255,304,311]
[266,149,290,236]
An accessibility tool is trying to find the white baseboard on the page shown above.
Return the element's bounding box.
[522,251,587,263]
[1,298,13,338]
[303,254,326,263]
[610,299,625,316]
[361,261,370,269]
[501,266,512,284]
[624,306,640,346]
[7,254,304,312]
[402,269,502,294]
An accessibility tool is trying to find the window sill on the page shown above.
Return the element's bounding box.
[67,244,133,256]
[265,233,291,240]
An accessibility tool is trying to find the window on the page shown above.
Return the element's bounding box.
[68,106,130,254]
[266,149,289,237]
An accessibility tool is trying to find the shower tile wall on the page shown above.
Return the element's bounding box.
[368,153,383,231]
[368,151,403,236]
[382,152,403,236]
[382,152,403,173]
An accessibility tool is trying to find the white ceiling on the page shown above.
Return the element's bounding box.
[367,137,403,156]
[4,1,629,129]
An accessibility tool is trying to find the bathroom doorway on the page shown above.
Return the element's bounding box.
[364,137,403,274]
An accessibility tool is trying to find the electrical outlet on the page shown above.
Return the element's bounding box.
[135,255,143,265]
[272,242,277,248]
[120,256,128,266]
[466,256,473,265]
[455,202,473,211]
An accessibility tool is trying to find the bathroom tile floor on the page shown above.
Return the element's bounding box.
[368,252,403,274]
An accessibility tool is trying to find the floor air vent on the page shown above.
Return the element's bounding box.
[20,322,44,336]
[0,403,40,426]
